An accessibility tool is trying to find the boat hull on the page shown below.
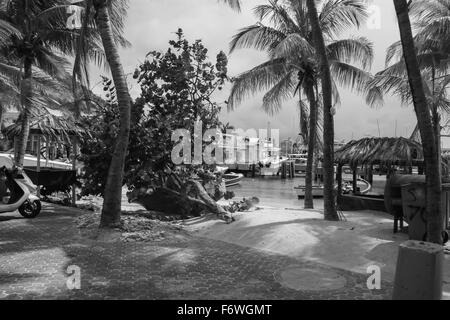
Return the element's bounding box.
[295,179,372,199]
[224,173,244,187]
[294,186,326,199]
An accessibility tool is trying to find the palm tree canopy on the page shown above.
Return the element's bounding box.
[227,0,375,114]
[0,0,130,96]
[369,0,450,108]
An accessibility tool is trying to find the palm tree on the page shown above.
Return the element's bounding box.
[0,0,129,227]
[64,0,130,228]
[0,0,77,166]
[227,0,372,213]
[369,0,450,176]
[305,0,335,219]
[393,0,443,244]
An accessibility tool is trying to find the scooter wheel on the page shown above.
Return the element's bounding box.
[19,200,41,219]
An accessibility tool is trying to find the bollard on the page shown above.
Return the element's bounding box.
[392,240,443,300]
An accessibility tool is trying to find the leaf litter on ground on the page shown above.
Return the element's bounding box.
[76,211,188,243]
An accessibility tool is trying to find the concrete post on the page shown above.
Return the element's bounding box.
[393,240,443,300]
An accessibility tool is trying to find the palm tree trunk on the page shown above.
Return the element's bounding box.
[431,65,442,178]
[299,99,308,143]
[95,1,132,228]
[15,57,32,167]
[304,84,317,209]
[393,0,443,244]
[0,102,4,138]
[306,0,338,221]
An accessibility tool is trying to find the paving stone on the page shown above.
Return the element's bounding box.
[0,203,393,300]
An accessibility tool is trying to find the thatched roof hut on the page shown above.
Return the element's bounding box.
[3,108,88,144]
[335,137,424,168]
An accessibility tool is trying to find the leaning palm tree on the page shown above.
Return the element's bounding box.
[79,0,239,227]
[392,0,443,244]
[228,0,373,214]
[66,0,131,228]
[369,0,450,176]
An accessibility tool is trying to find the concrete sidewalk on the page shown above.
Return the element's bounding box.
[186,207,450,298]
[0,203,393,299]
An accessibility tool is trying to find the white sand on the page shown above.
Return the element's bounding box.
[184,207,450,297]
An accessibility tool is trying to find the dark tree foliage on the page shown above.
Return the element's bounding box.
[79,30,230,199]
[79,76,144,196]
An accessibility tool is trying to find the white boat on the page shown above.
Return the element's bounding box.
[288,153,308,173]
[0,152,73,170]
[259,156,289,176]
[258,139,289,176]
[224,173,244,187]
[215,166,229,174]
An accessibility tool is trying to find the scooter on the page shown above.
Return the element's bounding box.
[0,166,41,218]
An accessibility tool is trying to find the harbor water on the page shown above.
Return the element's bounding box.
[227,174,387,211]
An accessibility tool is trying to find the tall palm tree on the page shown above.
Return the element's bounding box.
[0,0,76,166]
[369,0,450,176]
[305,0,335,219]
[0,0,129,227]
[393,0,443,244]
[66,0,131,228]
[228,0,372,213]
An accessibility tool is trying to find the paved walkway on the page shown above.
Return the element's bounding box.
[0,204,392,300]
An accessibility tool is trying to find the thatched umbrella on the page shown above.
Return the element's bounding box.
[335,137,424,168]
[334,137,425,195]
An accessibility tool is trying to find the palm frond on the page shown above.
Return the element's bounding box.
[385,40,404,67]
[217,0,241,12]
[270,32,314,59]
[262,71,296,115]
[329,60,372,93]
[319,0,369,39]
[254,1,299,34]
[227,58,287,111]
[229,24,286,54]
[326,36,374,70]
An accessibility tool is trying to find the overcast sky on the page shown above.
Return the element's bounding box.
[96,0,420,142]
